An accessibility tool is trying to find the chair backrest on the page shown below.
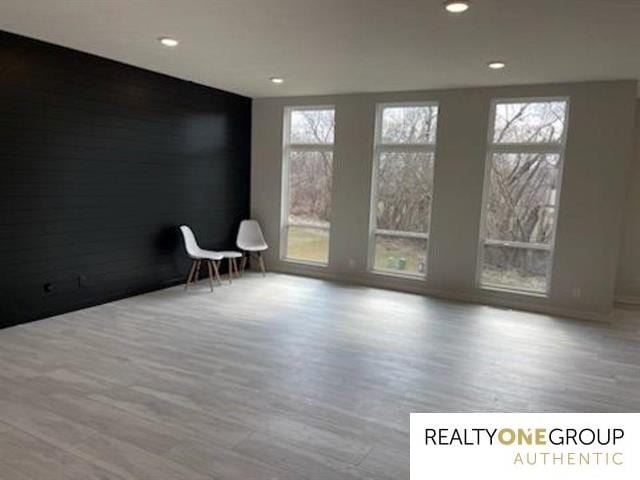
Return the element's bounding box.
[179,225,201,258]
[237,219,267,250]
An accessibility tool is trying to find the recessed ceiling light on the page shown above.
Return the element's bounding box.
[444,1,470,13]
[488,61,506,70]
[158,37,179,47]
[270,77,284,84]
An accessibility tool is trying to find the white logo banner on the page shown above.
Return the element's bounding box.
[410,413,639,479]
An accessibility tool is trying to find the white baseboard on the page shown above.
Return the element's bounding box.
[269,262,612,323]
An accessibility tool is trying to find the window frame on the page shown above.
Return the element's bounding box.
[476,96,570,296]
[280,105,335,266]
[367,101,439,279]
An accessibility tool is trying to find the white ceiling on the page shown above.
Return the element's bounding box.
[1,0,639,98]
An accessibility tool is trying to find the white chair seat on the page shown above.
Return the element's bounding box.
[197,249,224,261]
[218,250,242,259]
[243,244,267,252]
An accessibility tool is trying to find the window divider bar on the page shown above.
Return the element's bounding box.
[287,223,330,231]
[287,144,334,152]
[489,144,563,155]
[483,239,552,250]
[374,229,429,240]
[376,144,435,154]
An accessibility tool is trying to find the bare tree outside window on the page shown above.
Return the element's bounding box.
[493,101,566,144]
[290,109,334,144]
[381,106,438,144]
[369,103,438,276]
[282,107,335,264]
[479,99,569,293]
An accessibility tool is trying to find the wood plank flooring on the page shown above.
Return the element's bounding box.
[1,272,639,479]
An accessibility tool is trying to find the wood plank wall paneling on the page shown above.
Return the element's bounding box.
[0,31,252,328]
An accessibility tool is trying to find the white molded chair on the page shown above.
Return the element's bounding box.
[236,219,268,276]
[179,225,223,291]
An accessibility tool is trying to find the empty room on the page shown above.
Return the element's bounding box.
[1,1,640,479]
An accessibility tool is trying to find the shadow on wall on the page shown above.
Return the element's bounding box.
[155,225,181,253]
[154,226,184,279]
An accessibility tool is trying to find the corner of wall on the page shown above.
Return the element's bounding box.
[614,98,640,305]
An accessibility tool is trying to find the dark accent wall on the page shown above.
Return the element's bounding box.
[0,31,251,328]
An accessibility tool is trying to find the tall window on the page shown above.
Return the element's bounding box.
[478,98,569,294]
[369,103,439,277]
[281,106,335,264]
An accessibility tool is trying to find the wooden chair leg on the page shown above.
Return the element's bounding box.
[258,253,266,276]
[240,255,247,274]
[232,258,239,278]
[185,260,197,289]
[212,260,222,285]
[227,258,233,284]
[206,261,215,292]
[193,260,201,284]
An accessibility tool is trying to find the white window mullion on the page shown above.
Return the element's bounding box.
[374,229,429,240]
[490,144,563,155]
[377,144,435,154]
[483,239,552,251]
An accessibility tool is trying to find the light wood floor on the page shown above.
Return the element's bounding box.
[1,273,639,480]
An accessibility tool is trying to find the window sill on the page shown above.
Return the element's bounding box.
[370,269,427,281]
[479,284,548,299]
[281,258,328,268]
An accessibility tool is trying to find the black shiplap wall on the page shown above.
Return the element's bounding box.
[0,31,251,328]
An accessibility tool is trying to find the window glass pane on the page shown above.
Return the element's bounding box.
[381,106,438,144]
[290,109,335,144]
[373,234,428,275]
[375,152,434,233]
[479,99,567,295]
[484,153,559,243]
[284,107,334,265]
[369,103,439,278]
[481,245,550,292]
[493,101,567,144]
[288,151,333,228]
[286,226,329,263]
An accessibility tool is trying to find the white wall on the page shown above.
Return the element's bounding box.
[252,81,637,320]
[616,101,640,303]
